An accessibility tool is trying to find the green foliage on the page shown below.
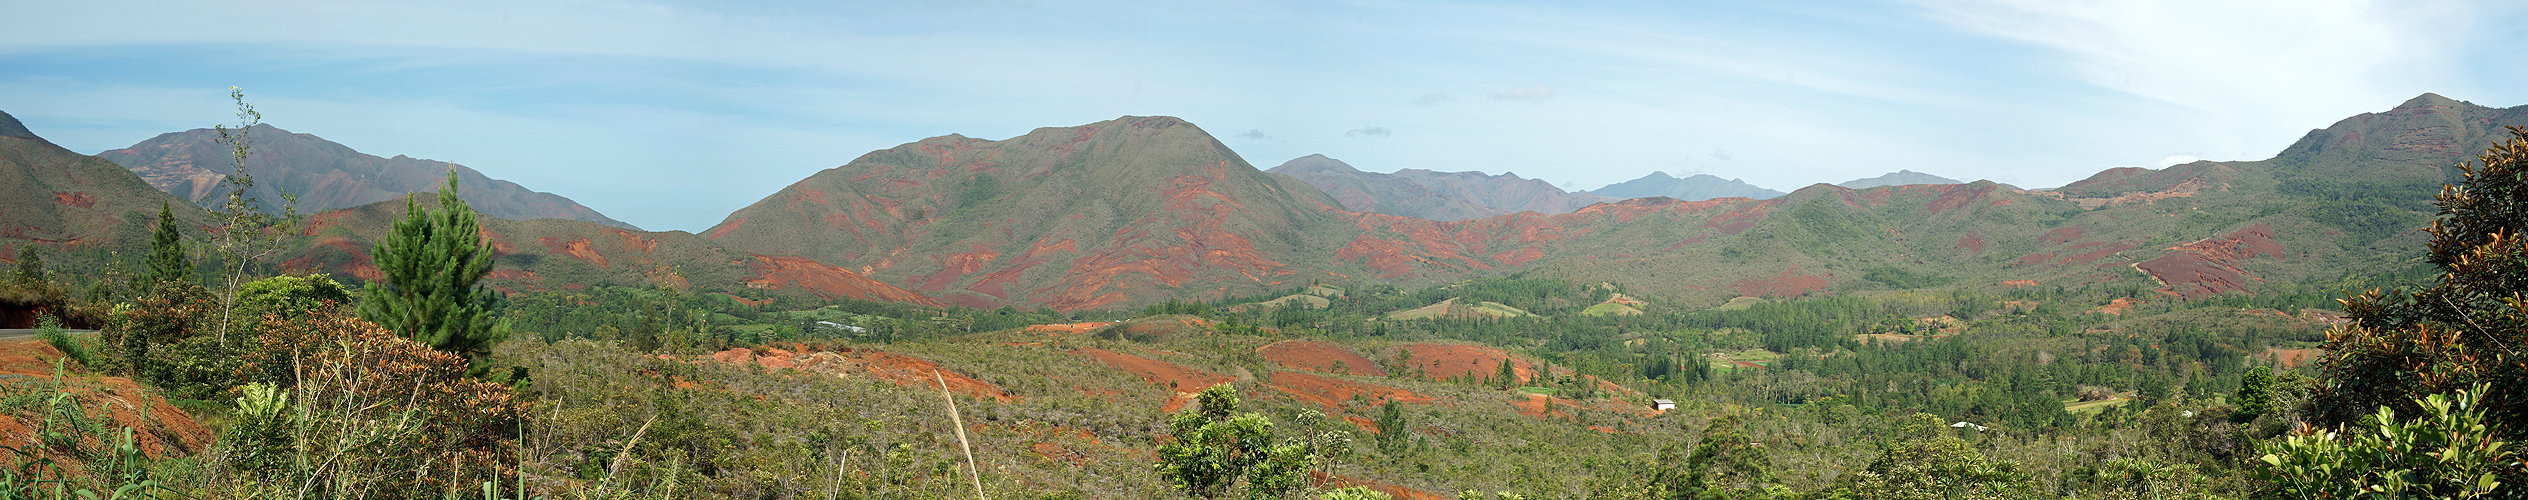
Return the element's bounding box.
[1155,384,1314,499]
[2255,384,2516,499]
[1859,266,1949,289]
[141,202,191,290]
[220,308,526,498]
[1374,400,1409,455]
[33,316,94,369]
[2232,366,2273,424]
[1816,414,2030,500]
[2312,126,2528,490]
[359,171,505,376]
[221,382,293,477]
[1682,414,1776,498]
[2069,458,2217,500]
[13,245,40,286]
[1319,487,1392,500]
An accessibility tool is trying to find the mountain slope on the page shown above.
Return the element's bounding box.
[98,124,637,229]
[0,110,211,258]
[1837,170,1961,189]
[286,194,943,307]
[706,116,1356,311]
[1587,172,1785,201]
[1266,154,1611,221]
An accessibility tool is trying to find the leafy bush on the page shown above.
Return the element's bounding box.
[2255,384,2516,499]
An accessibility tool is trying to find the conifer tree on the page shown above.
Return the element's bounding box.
[143,201,192,288]
[359,170,504,375]
[13,244,40,285]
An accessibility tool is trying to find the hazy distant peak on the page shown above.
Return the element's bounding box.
[1587,171,1784,201]
[1837,169,1963,189]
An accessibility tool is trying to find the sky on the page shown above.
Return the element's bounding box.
[5,0,2523,232]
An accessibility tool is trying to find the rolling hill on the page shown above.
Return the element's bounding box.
[5,93,2519,313]
[0,110,213,263]
[98,124,637,229]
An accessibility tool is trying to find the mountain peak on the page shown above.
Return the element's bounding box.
[0,111,38,140]
[2397,92,2464,110]
[1838,170,1963,189]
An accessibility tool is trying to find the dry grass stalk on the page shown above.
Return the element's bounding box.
[937,370,985,499]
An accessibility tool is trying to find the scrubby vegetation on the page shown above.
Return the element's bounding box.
[3,117,2523,500]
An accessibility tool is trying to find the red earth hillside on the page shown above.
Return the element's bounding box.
[1072,348,1232,412]
[1400,343,1535,384]
[705,346,1014,403]
[1257,340,1386,376]
[2135,224,2286,299]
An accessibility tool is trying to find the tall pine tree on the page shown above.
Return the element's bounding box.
[359,171,504,375]
[143,201,192,289]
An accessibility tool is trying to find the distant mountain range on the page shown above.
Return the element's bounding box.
[1266,154,1610,221]
[3,92,2517,311]
[1837,170,1960,189]
[1586,172,1786,201]
[98,124,637,230]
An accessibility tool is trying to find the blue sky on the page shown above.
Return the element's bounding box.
[5,0,2523,232]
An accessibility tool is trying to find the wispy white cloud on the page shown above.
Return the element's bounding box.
[1915,0,2479,154]
[1489,86,1554,101]
[1345,126,1392,139]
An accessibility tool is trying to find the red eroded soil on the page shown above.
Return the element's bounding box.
[1923,183,1999,215]
[1729,267,1831,298]
[2057,241,2139,266]
[539,236,609,267]
[2041,227,2088,244]
[2136,224,2287,299]
[280,239,383,282]
[2096,297,2143,315]
[2000,280,2039,287]
[1023,322,1114,335]
[1257,340,1385,376]
[2267,348,2322,368]
[706,347,1016,403]
[0,341,213,471]
[1269,371,1432,414]
[743,255,948,307]
[1072,348,1232,412]
[1400,343,1533,384]
[52,191,96,209]
[1956,232,1987,252]
[1309,473,1453,500]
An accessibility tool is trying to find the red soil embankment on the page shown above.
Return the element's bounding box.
[0,340,214,471]
[1073,348,1232,412]
[1258,340,1385,376]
